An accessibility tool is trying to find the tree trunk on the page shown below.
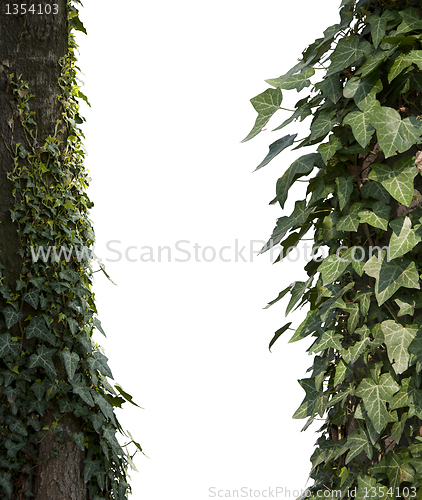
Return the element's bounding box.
[0,3,85,498]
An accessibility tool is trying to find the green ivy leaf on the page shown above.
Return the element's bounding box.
[381,320,418,374]
[346,430,373,464]
[317,135,342,165]
[368,157,417,205]
[266,66,315,91]
[327,36,370,75]
[369,108,422,158]
[83,457,101,483]
[356,373,399,433]
[396,7,422,35]
[336,175,354,211]
[361,181,390,203]
[343,110,375,148]
[2,306,23,329]
[370,452,415,490]
[293,378,326,419]
[315,74,342,104]
[268,322,292,352]
[264,285,292,309]
[389,216,421,260]
[26,316,56,345]
[354,75,382,112]
[23,288,39,309]
[0,332,19,357]
[28,345,57,380]
[276,153,321,208]
[358,201,391,231]
[309,329,343,353]
[72,431,85,451]
[394,297,416,317]
[310,110,338,141]
[254,134,297,172]
[337,203,362,232]
[367,12,396,48]
[363,252,420,306]
[242,88,283,142]
[61,349,80,381]
[71,374,94,407]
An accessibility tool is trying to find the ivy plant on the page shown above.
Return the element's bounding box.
[245,0,422,497]
[0,1,141,498]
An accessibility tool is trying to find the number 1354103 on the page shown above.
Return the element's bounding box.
[6,4,58,15]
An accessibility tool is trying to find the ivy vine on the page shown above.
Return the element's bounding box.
[0,1,141,498]
[245,0,422,497]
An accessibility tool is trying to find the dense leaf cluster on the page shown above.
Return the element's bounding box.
[246,0,422,497]
[0,1,140,498]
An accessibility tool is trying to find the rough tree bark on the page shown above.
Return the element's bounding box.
[0,2,86,498]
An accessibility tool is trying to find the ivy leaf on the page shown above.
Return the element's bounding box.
[260,200,312,253]
[71,374,94,407]
[2,306,23,329]
[363,252,420,306]
[356,373,399,433]
[343,76,360,98]
[317,135,342,165]
[309,329,343,354]
[266,66,315,91]
[276,153,321,208]
[367,12,396,48]
[23,288,39,309]
[293,378,326,419]
[394,297,416,317]
[102,424,122,452]
[381,320,418,374]
[0,332,19,357]
[336,175,354,210]
[92,392,116,424]
[389,216,421,259]
[327,36,370,75]
[28,345,57,380]
[353,76,382,112]
[356,49,391,78]
[26,316,56,345]
[289,310,321,343]
[310,110,338,141]
[369,108,422,158]
[370,452,415,490]
[337,203,362,232]
[286,281,308,315]
[318,248,356,285]
[0,472,12,496]
[358,201,391,231]
[264,285,292,309]
[334,359,352,387]
[268,322,292,352]
[343,110,375,148]
[388,51,422,82]
[115,385,141,407]
[83,457,101,483]
[242,88,283,142]
[368,157,417,205]
[396,7,422,35]
[61,349,80,381]
[254,134,297,172]
[344,303,360,334]
[361,181,390,203]
[315,74,342,104]
[346,430,373,464]
[72,431,85,451]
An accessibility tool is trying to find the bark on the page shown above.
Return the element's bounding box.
[0,3,86,498]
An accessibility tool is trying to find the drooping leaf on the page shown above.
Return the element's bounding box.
[242,88,283,142]
[254,134,297,172]
[268,322,292,352]
[266,66,315,91]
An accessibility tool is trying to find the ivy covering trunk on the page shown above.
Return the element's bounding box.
[245,0,422,497]
[0,1,140,498]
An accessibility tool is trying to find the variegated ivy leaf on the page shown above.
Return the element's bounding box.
[363,251,420,306]
[356,290,372,316]
[358,201,391,231]
[356,373,399,433]
[370,452,416,491]
[343,76,360,98]
[337,203,362,232]
[389,216,421,259]
[286,281,308,315]
[254,134,297,171]
[354,75,382,112]
[369,108,422,158]
[367,11,396,48]
[308,329,342,354]
[260,200,312,253]
[315,74,342,104]
[242,88,283,142]
[309,176,334,205]
[318,247,359,285]
[327,36,371,76]
[266,66,315,92]
[408,335,422,375]
[344,303,360,334]
[388,50,422,83]
[368,157,417,206]
[310,109,338,141]
[346,430,373,465]
[289,309,321,343]
[293,377,326,419]
[334,359,352,387]
[381,320,418,374]
[361,181,390,203]
[318,282,355,322]
[336,175,354,211]
[394,297,416,317]
[317,135,342,165]
[341,326,371,364]
[356,49,391,78]
[396,7,422,35]
[343,110,375,148]
[276,153,322,208]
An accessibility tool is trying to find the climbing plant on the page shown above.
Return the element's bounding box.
[0,1,141,498]
[245,0,422,497]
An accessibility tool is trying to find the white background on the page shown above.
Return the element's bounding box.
[76,1,341,498]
